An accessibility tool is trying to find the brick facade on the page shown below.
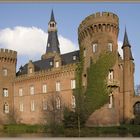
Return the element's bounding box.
[0,11,139,126]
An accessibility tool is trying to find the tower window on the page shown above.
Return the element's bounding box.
[50,23,55,27]
[30,86,34,95]
[109,93,113,108]
[19,88,23,96]
[55,61,59,68]
[108,70,114,80]
[71,79,76,89]
[42,84,47,93]
[93,43,97,53]
[4,102,9,114]
[56,81,60,92]
[3,88,8,97]
[108,43,113,52]
[3,69,7,76]
[56,97,61,109]
[71,95,76,109]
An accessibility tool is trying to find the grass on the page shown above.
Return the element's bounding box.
[1,124,140,137]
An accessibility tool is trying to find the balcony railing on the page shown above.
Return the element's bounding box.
[107,79,120,87]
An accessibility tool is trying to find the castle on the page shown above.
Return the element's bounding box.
[0,10,140,126]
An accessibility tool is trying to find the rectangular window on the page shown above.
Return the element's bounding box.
[42,99,47,110]
[56,61,59,68]
[31,100,35,111]
[108,43,113,52]
[42,84,47,93]
[30,86,34,95]
[4,103,9,113]
[56,98,61,109]
[3,88,8,97]
[19,88,23,96]
[93,43,97,53]
[19,102,24,112]
[71,79,76,89]
[56,81,60,92]
[3,69,7,76]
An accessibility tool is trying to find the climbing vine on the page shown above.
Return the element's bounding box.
[84,52,116,119]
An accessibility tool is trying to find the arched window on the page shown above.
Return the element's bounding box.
[56,97,61,109]
[134,102,140,115]
[4,102,9,113]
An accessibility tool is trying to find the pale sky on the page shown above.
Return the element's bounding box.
[0,3,139,85]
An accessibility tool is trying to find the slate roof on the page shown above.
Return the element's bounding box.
[16,50,80,76]
[122,28,131,48]
[46,31,60,54]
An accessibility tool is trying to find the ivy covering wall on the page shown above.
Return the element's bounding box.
[84,52,116,119]
[74,50,117,122]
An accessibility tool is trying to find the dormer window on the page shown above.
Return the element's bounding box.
[29,68,33,74]
[56,61,59,68]
[50,61,53,66]
[108,43,113,52]
[93,43,97,53]
[73,55,76,60]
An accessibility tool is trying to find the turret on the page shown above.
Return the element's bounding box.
[0,48,17,123]
[42,10,60,60]
[122,29,135,123]
[78,12,119,86]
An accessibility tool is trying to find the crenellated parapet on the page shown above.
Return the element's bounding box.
[78,12,119,42]
[0,48,17,63]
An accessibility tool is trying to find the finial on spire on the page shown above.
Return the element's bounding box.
[50,9,55,22]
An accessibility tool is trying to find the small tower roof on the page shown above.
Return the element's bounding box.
[50,9,55,22]
[122,28,134,60]
[122,28,131,48]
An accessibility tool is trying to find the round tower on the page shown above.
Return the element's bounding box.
[0,48,17,123]
[78,12,119,86]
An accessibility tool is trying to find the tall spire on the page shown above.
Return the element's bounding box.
[50,9,55,22]
[46,10,60,54]
[122,28,134,60]
[122,28,131,48]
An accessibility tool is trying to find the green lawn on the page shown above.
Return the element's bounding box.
[0,124,140,137]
